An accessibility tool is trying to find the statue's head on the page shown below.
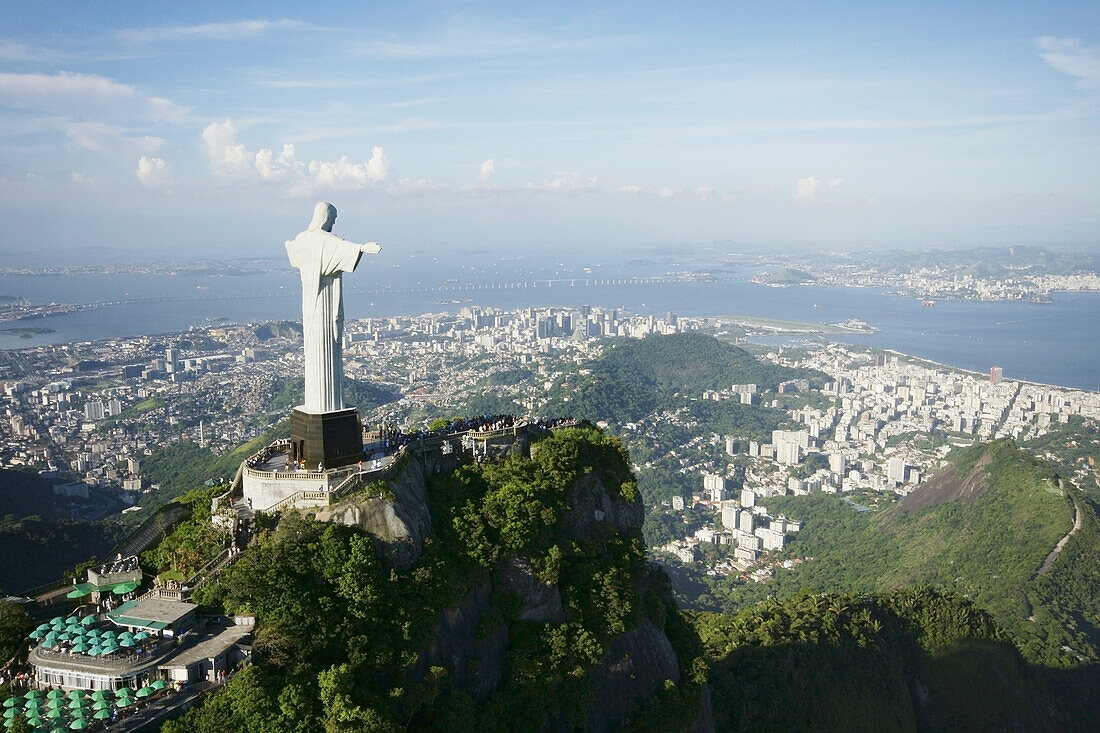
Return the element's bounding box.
[310,202,337,232]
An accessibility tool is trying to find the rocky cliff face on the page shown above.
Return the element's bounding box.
[314,454,433,568]
[314,431,709,731]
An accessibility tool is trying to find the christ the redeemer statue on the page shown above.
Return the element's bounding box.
[287,202,380,414]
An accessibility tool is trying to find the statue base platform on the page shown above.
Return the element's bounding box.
[290,407,362,469]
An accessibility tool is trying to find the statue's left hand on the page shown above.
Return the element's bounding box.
[361,242,382,253]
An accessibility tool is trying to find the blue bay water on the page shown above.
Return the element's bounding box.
[1,258,1098,392]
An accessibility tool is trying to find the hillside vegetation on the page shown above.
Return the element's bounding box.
[695,588,1066,732]
[698,440,1096,667]
[174,427,693,732]
[543,332,821,425]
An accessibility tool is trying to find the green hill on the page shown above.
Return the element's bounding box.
[173,427,696,732]
[755,267,815,285]
[707,440,1095,667]
[543,332,821,426]
[694,588,1067,731]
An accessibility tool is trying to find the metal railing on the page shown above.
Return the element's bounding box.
[29,640,176,673]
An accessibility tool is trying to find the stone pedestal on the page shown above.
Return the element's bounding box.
[290,407,362,469]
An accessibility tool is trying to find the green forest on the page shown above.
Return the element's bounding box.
[679,440,1100,669]
[540,332,822,425]
[172,427,689,732]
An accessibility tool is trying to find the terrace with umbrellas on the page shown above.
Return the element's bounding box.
[6,575,252,731]
[3,683,168,731]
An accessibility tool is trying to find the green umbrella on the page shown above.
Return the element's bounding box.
[22,701,40,713]
[2,719,14,730]
[2,710,17,719]
[85,646,101,657]
[45,699,63,711]
[0,700,17,710]
[92,710,110,721]
[119,638,135,648]
[70,642,88,654]
[29,629,45,640]
[135,687,155,698]
[149,680,168,691]
[65,691,84,700]
[115,698,134,708]
[26,715,43,728]
[48,616,64,626]
[23,692,42,703]
[80,615,96,626]
[133,632,150,641]
[69,721,88,731]
[90,701,109,712]
[43,632,59,644]
[56,633,72,642]
[68,701,85,712]
[45,708,65,720]
[45,691,64,701]
[88,692,109,703]
[65,618,80,628]
[114,687,134,698]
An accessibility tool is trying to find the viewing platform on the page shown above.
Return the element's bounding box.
[240,418,574,513]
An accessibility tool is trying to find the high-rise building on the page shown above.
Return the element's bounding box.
[84,401,105,421]
[990,366,1003,384]
[887,457,907,485]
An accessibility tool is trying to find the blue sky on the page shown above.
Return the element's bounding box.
[1,1,1098,262]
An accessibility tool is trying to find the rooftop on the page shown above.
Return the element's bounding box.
[108,598,197,630]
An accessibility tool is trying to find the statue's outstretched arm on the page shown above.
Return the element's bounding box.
[360,242,381,253]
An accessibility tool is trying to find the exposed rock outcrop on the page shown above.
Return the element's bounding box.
[586,618,683,732]
[418,581,509,702]
[314,455,432,568]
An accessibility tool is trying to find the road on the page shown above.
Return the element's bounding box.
[1036,487,1082,578]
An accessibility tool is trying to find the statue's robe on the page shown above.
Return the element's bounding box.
[286,231,363,414]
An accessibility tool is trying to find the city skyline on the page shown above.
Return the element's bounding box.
[1,1,1099,262]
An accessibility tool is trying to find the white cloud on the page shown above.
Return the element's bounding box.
[118,19,314,44]
[0,71,188,122]
[63,122,164,156]
[529,172,597,191]
[202,120,252,172]
[136,156,170,188]
[0,40,46,61]
[1036,36,1100,88]
[827,177,844,190]
[255,148,280,180]
[277,144,297,166]
[70,172,94,186]
[795,177,820,201]
[199,121,393,195]
[615,183,716,200]
[365,146,390,183]
[479,158,495,183]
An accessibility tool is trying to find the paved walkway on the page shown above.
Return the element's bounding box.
[109,680,217,731]
[1036,487,1083,578]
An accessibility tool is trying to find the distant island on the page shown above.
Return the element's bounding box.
[751,267,816,286]
[0,326,55,338]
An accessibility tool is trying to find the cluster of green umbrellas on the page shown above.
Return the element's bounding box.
[29,617,152,658]
[3,683,166,730]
